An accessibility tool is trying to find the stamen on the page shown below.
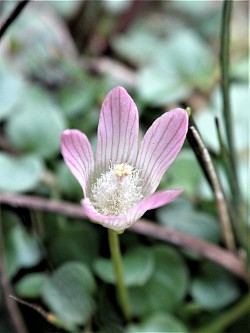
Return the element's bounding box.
[90,163,143,216]
[114,163,133,178]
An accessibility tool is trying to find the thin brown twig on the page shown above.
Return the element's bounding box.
[187,119,236,252]
[9,295,71,331]
[0,215,29,333]
[0,0,30,40]
[134,218,247,282]
[0,193,247,282]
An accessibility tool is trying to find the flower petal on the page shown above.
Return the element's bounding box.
[133,189,183,212]
[61,129,94,196]
[82,189,182,232]
[136,108,188,195]
[96,86,139,174]
[82,198,130,231]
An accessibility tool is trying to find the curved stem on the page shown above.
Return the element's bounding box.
[187,118,236,252]
[107,229,131,321]
[196,293,250,333]
[0,193,248,282]
[0,0,30,40]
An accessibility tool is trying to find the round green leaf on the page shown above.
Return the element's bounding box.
[49,223,99,267]
[138,64,191,105]
[3,212,42,277]
[103,0,132,14]
[0,153,43,193]
[127,312,188,333]
[94,246,154,287]
[157,198,221,244]
[6,87,66,158]
[112,28,159,66]
[1,3,77,82]
[137,30,216,105]
[129,245,188,316]
[163,149,203,197]
[169,0,217,18]
[42,262,96,327]
[49,1,81,17]
[56,80,98,118]
[162,31,216,86]
[15,273,46,298]
[191,262,241,310]
[56,162,83,199]
[123,247,154,286]
[93,258,113,283]
[0,62,26,121]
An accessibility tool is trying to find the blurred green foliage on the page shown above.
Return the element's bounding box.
[0,1,248,332]
[42,262,96,329]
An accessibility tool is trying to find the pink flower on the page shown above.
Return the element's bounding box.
[61,87,188,232]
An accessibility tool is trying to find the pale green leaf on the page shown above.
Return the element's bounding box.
[42,262,96,327]
[0,153,43,193]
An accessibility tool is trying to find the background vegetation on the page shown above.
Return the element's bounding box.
[0,1,249,332]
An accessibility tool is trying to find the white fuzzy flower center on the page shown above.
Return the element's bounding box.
[90,163,143,215]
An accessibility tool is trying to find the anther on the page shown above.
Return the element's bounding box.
[114,163,133,178]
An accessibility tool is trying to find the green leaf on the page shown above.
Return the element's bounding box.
[195,84,249,152]
[169,0,217,18]
[56,162,83,199]
[112,29,159,66]
[49,0,81,17]
[103,0,132,14]
[3,212,42,278]
[138,64,191,105]
[0,62,26,121]
[126,312,188,333]
[15,273,46,298]
[1,4,77,83]
[42,262,96,327]
[49,223,99,267]
[157,198,221,244]
[0,153,43,193]
[137,30,216,105]
[231,57,249,82]
[160,149,203,196]
[239,159,248,203]
[158,30,216,87]
[56,82,93,118]
[94,246,154,287]
[191,262,241,310]
[129,245,188,316]
[6,86,66,158]
[56,84,84,117]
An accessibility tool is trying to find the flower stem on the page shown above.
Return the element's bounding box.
[108,229,131,321]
